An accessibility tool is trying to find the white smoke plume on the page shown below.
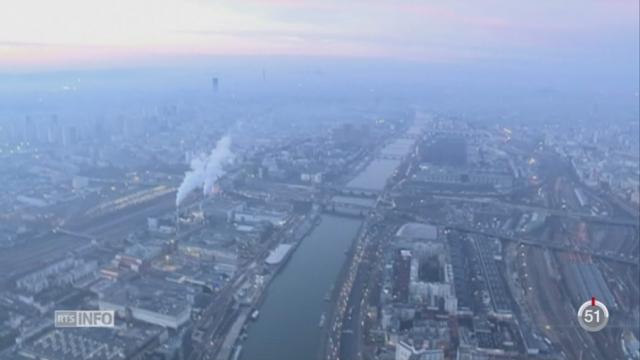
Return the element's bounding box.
[176,136,233,207]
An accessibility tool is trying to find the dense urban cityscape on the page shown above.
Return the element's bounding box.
[0,1,639,360]
[0,93,637,360]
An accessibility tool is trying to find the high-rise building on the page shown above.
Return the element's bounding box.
[393,250,412,303]
[212,77,219,93]
[47,115,61,144]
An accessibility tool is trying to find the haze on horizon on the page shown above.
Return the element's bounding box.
[0,4,639,360]
[0,0,638,124]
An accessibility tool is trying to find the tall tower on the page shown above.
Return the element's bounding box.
[211,77,219,93]
[47,115,61,144]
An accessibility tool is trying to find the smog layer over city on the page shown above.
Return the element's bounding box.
[0,1,638,360]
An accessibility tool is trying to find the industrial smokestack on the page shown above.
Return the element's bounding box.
[175,135,233,207]
[202,136,232,196]
[175,207,180,243]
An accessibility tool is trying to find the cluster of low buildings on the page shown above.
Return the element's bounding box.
[546,123,640,208]
[402,130,517,196]
[370,221,550,359]
[0,188,305,359]
[372,223,450,360]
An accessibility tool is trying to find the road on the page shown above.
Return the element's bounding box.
[394,210,639,266]
[339,223,395,360]
[446,224,639,266]
[433,195,639,227]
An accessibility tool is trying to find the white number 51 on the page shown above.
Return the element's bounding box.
[584,309,600,323]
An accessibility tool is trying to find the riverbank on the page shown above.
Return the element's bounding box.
[215,211,321,360]
[238,215,363,360]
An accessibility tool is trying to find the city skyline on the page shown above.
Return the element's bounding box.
[0,3,638,360]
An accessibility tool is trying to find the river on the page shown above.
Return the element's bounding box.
[240,214,362,360]
[346,138,415,191]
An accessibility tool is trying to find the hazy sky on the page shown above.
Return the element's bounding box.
[1,0,638,71]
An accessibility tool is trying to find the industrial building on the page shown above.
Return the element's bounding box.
[99,278,193,329]
[18,325,165,360]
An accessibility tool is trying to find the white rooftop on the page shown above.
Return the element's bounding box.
[265,244,293,265]
[396,222,438,241]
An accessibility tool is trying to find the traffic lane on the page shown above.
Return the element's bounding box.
[339,262,368,360]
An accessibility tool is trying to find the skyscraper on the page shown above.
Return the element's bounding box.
[212,77,219,93]
[47,115,61,144]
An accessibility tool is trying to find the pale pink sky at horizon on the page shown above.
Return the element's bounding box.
[0,0,637,71]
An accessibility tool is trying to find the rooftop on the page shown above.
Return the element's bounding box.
[266,244,293,265]
[100,277,192,317]
[396,223,438,241]
[19,324,164,360]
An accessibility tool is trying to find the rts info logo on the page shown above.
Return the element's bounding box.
[54,310,115,328]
